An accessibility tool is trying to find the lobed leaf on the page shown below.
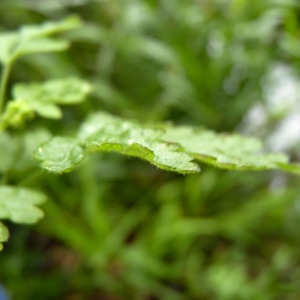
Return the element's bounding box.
[0,16,81,64]
[0,99,35,130]
[34,112,199,174]
[33,137,86,173]
[33,112,300,175]
[12,77,92,119]
[161,127,291,171]
[78,112,200,173]
[0,186,46,224]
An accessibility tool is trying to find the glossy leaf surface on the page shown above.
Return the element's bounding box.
[33,137,86,173]
[34,112,300,175]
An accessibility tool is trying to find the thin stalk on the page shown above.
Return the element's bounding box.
[0,63,11,115]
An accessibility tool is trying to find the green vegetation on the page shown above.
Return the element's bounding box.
[0,1,300,299]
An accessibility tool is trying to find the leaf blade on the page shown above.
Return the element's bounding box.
[161,127,290,171]
[12,77,92,119]
[33,112,300,175]
[33,137,86,173]
[80,112,200,174]
[0,186,46,224]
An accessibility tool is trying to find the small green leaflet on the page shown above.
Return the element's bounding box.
[12,77,92,119]
[33,112,300,175]
[0,186,46,223]
[34,137,86,173]
[0,99,35,130]
[0,77,92,128]
[0,16,81,65]
[0,186,46,250]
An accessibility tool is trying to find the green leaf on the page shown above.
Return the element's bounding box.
[34,112,199,174]
[15,37,69,57]
[33,137,86,173]
[12,77,92,119]
[0,221,9,251]
[0,186,46,224]
[33,112,300,175]
[161,127,290,170]
[0,15,81,64]
[79,112,199,173]
[0,99,35,130]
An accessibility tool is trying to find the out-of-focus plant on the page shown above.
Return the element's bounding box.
[0,14,298,251]
[0,1,300,300]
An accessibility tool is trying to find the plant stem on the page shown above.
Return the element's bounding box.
[0,63,11,115]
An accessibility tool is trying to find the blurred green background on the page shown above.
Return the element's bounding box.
[1,0,300,299]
